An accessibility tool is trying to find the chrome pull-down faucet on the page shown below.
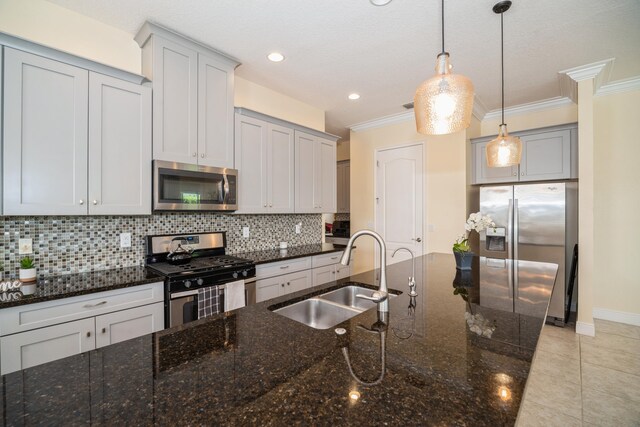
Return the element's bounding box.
[392,247,417,297]
[340,229,389,312]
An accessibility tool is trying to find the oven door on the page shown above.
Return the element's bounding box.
[154,160,237,211]
[169,290,199,328]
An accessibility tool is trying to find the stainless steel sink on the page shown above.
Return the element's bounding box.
[272,285,399,330]
[273,298,361,330]
[318,285,386,311]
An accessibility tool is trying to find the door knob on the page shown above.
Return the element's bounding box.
[412,237,422,243]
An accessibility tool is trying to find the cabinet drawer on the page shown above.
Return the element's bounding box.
[95,302,164,348]
[0,317,95,375]
[311,252,343,268]
[0,282,164,336]
[255,257,312,279]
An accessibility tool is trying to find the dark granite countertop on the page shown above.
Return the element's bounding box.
[0,266,163,308]
[236,243,346,265]
[0,253,557,425]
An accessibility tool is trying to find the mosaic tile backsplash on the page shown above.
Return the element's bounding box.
[0,214,322,278]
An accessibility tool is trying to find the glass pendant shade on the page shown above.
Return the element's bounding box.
[414,53,474,135]
[486,124,522,167]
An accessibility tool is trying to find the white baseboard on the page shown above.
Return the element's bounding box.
[593,307,640,327]
[576,321,596,336]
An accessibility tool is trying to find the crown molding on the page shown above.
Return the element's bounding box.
[349,110,414,132]
[558,58,615,102]
[595,76,640,97]
[472,96,489,121]
[483,97,574,121]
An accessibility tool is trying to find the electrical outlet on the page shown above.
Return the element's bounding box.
[295,223,301,234]
[120,233,132,248]
[18,238,33,255]
[242,226,250,238]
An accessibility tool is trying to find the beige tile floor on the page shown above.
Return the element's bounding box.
[516,319,640,427]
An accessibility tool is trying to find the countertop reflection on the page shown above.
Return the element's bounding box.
[0,253,557,426]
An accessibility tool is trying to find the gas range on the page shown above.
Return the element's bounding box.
[145,232,256,294]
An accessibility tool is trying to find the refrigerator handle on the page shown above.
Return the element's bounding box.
[507,199,514,259]
[513,199,519,302]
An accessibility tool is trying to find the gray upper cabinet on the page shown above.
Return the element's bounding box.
[295,131,337,213]
[136,23,239,169]
[3,47,89,215]
[2,42,151,216]
[88,73,152,215]
[234,113,294,213]
[471,123,577,185]
[336,160,350,213]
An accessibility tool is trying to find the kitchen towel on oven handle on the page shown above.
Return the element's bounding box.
[224,279,245,312]
[197,285,222,319]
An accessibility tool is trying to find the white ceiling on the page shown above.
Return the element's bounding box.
[47,0,640,138]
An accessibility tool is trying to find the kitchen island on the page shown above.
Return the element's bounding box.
[0,253,557,426]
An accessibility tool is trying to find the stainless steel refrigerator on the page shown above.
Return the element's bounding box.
[479,182,578,320]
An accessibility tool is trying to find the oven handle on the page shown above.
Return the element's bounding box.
[171,289,199,299]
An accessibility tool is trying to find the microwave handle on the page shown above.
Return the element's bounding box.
[223,174,230,203]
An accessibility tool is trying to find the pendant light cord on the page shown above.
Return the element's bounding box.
[441,0,445,53]
[500,10,505,126]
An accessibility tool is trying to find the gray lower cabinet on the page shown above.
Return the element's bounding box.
[2,47,152,215]
[471,123,577,185]
[234,113,294,213]
[136,22,238,168]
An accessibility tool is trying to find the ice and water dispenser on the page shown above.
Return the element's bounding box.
[485,227,506,252]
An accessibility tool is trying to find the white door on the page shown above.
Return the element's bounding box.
[95,302,164,348]
[234,114,268,213]
[375,144,424,266]
[3,47,88,215]
[267,124,295,213]
[88,72,152,215]
[197,53,234,168]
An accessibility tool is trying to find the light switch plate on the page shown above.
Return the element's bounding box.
[18,239,33,255]
[295,223,301,234]
[120,233,132,248]
[242,227,250,238]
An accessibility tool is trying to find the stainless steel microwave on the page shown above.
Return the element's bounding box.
[153,160,238,211]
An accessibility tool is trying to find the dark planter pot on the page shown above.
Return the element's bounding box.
[454,251,474,270]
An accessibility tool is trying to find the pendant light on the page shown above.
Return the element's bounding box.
[414,0,474,135]
[486,1,521,167]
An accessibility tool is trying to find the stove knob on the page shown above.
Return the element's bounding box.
[184,280,192,288]
[242,270,248,277]
[197,278,204,286]
[232,272,238,279]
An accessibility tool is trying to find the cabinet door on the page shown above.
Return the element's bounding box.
[256,275,285,303]
[284,269,313,295]
[519,130,571,181]
[0,317,95,375]
[320,138,337,213]
[95,302,164,348]
[312,265,335,286]
[473,141,518,184]
[3,47,88,215]
[267,124,295,213]
[295,131,318,213]
[335,264,351,280]
[197,53,234,168]
[152,37,198,164]
[234,114,268,213]
[337,161,351,213]
[88,73,152,215]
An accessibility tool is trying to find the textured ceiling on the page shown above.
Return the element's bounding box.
[47,0,640,138]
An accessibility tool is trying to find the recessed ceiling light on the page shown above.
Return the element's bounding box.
[370,0,392,5]
[267,52,285,62]
[348,93,361,100]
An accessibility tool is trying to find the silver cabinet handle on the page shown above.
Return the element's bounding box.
[280,266,289,269]
[102,327,107,333]
[201,153,205,158]
[79,199,84,205]
[92,200,98,205]
[192,152,197,157]
[269,204,272,207]
[287,282,290,286]
[331,256,338,260]
[86,331,91,337]
[83,300,107,308]
[521,172,524,176]
[264,204,267,207]
[411,237,422,243]
[513,172,517,176]
[281,283,285,287]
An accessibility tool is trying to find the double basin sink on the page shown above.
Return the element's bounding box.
[271,283,398,329]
